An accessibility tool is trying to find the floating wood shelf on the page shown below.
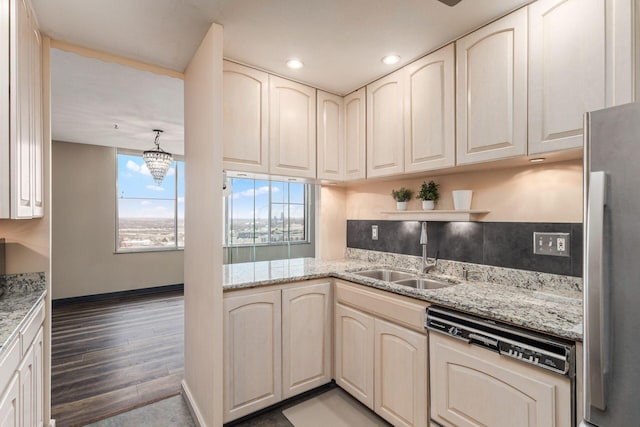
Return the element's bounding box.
[380,210,490,222]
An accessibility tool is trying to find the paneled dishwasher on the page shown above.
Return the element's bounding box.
[426,306,576,427]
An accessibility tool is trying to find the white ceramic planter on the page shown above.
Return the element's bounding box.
[452,190,473,210]
[421,200,435,210]
[396,201,408,211]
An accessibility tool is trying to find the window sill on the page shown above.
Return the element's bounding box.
[115,247,184,255]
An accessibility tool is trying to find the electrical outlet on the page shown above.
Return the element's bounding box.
[533,232,570,257]
[372,225,378,240]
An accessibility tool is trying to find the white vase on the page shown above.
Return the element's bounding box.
[452,190,473,210]
[396,201,408,211]
[422,200,435,210]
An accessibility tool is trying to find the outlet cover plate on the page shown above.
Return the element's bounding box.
[533,232,570,257]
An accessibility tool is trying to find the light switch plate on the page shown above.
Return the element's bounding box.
[533,232,570,257]
[372,225,378,240]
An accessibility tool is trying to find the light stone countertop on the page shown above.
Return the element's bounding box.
[223,258,582,341]
[0,272,47,357]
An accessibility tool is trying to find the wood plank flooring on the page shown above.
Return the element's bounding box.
[51,291,184,427]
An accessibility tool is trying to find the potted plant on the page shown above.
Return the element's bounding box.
[418,180,439,210]
[391,187,413,211]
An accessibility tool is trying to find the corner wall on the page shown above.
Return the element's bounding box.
[51,141,184,299]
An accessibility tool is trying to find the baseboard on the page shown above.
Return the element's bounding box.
[182,380,207,427]
[52,283,184,307]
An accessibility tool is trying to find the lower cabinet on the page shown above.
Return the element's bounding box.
[429,332,571,427]
[223,280,332,423]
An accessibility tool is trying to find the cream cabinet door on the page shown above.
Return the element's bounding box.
[282,282,332,399]
[269,75,316,178]
[32,328,43,427]
[335,303,374,409]
[223,61,269,173]
[316,91,343,181]
[374,318,428,427]
[367,69,404,178]
[0,374,19,427]
[404,44,455,173]
[430,333,571,427]
[18,343,34,427]
[223,290,282,422]
[31,24,43,218]
[343,87,366,181]
[456,8,528,165]
[528,0,605,154]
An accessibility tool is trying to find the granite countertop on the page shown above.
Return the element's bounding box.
[0,272,47,356]
[223,258,582,341]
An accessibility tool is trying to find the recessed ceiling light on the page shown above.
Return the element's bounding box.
[381,55,400,65]
[286,59,303,69]
[529,157,546,163]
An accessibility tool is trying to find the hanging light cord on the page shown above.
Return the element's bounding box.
[153,129,164,151]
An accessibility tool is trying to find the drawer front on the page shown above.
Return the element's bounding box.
[335,280,429,332]
[0,337,20,394]
[21,300,45,356]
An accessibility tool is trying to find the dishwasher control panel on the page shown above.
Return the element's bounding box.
[426,307,574,376]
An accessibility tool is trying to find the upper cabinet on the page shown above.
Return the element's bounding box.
[222,61,269,174]
[528,0,605,154]
[343,87,366,181]
[404,44,455,173]
[1,0,43,219]
[269,75,316,178]
[367,69,405,178]
[316,90,343,181]
[456,8,528,165]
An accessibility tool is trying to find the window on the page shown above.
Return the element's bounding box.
[116,151,184,251]
[225,178,309,246]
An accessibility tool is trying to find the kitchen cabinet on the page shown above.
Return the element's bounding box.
[343,87,366,181]
[366,69,404,178]
[223,289,282,422]
[18,342,34,427]
[281,282,332,399]
[334,303,375,408]
[222,61,269,174]
[456,8,528,165]
[404,44,455,173]
[374,318,428,427]
[269,75,316,178]
[430,332,571,427]
[528,0,605,154]
[0,0,43,219]
[316,91,343,181]
[0,374,19,427]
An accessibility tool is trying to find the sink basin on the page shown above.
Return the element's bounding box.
[394,278,455,290]
[354,269,415,282]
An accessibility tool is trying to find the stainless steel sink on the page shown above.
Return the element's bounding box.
[393,278,455,290]
[354,269,415,282]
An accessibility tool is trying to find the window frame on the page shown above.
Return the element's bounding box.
[115,149,185,254]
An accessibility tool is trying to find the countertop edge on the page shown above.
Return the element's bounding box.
[0,290,47,358]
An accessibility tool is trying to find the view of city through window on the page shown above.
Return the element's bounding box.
[117,152,185,251]
[225,178,307,246]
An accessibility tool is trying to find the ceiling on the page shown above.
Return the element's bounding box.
[40,0,530,152]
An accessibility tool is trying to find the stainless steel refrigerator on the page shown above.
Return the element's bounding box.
[581,102,640,426]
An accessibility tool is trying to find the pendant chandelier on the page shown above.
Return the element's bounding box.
[143,129,173,185]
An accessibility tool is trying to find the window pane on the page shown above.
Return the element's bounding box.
[118,199,176,249]
[289,204,305,241]
[271,181,287,204]
[177,161,185,247]
[289,183,305,204]
[118,154,176,199]
[270,204,287,242]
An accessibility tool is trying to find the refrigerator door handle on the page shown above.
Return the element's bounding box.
[584,170,608,416]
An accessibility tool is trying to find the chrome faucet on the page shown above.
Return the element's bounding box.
[419,222,437,275]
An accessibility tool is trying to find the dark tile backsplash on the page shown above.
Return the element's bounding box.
[347,220,583,277]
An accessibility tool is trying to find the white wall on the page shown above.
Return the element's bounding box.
[51,140,184,299]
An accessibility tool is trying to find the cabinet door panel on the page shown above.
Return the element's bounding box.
[430,333,571,427]
[223,290,281,422]
[344,87,366,181]
[33,328,43,427]
[374,319,428,427]
[18,344,34,427]
[269,76,316,178]
[528,0,605,154]
[334,303,374,409]
[367,70,404,177]
[317,91,343,180]
[282,282,331,398]
[456,8,527,165]
[31,25,43,218]
[223,61,269,173]
[404,44,455,173]
[0,374,19,427]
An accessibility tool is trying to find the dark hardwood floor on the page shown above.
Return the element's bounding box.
[51,291,184,427]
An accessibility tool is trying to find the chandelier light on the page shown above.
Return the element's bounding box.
[143,129,173,185]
